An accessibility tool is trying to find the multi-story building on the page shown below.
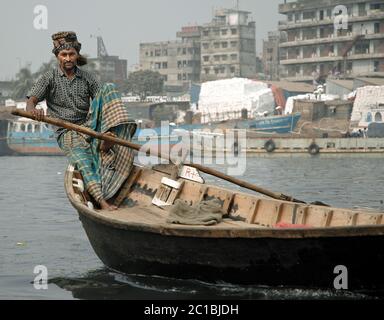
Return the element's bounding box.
[139,8,257,88]
[140,26,201,91]
[262,31,284,80]
[89,56,128,84]
[278,0,384,82]
[87,37,127,84]
[200,8,256,82]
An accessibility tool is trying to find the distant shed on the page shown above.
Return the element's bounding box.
[354,77,384,90]
[326,79,354,97]
[265,81,314,100]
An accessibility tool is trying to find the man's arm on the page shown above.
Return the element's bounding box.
[26,71,52,121]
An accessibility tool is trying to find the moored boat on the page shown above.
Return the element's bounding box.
[1,117,62,156]
[65,162,384,290]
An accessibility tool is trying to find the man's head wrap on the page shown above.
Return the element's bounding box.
[52,31,82,55]
[51,31,87,66]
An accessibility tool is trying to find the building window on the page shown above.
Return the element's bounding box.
[178,61,182,68]
[374,22,380,34]
[221,29,227,36]
[203,56,209,62]
[183,73,187,81]
[214,55,220,62]
[214,29,220,36]
[203,30,209,37]
[162,62,168,69]
[214,68,219,74]
[231,28,237,35]
[220,67,225,74]
[230,54,237,61]
[230,41,237,48]
[178,74,182,80]
[202,42,209,49]
[320,27,325,38]
[214,42,220,49]
[230,66,236,73]
[163,75,168,82]
[319,10,324,20]
[358,3,367,16]
[145,52,149,56]
[370,3,380,10]
[303,11,315,20]
[182,48,187,55]
[222,55,228,61]
[222,42,228,48]
[374,60,380,72]
[204,68,210,74]
[355,41,370,54]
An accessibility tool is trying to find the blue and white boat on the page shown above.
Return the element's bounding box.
[1,117,62,156]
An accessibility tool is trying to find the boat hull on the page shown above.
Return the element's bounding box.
[78,211,384,291]
[2,119,63,156]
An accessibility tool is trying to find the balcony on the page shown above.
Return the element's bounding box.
[280,32,384,48]
[278,11,384,31]
[280,52,384,65]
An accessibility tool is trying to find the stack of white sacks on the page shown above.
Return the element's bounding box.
[284,93,339,114]
[350,86,384,126]
[198,78,275,123]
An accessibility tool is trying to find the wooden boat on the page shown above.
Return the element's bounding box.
[0,118,62,156]
[65,163,384,291]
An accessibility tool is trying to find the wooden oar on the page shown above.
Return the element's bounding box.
[11,109,326,205]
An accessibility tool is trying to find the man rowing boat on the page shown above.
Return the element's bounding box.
[26,31,136,211]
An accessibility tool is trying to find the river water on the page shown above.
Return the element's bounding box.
[1,154,383,300]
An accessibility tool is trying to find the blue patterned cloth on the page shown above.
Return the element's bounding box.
[58,83,136,203]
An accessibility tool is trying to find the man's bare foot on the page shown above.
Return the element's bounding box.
[100,132,116,153]
[99,199,118,211]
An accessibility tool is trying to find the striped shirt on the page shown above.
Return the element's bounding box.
[27,67,100,137]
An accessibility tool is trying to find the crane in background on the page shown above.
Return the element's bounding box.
[341,34,364,79]
[90,34,109,58]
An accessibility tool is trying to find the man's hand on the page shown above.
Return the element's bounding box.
[100,131,117,153]
[26,96,44,121]
[30,108,45,121]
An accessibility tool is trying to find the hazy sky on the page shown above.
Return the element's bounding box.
[0,0,285,80]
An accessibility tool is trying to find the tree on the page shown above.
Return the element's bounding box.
[124,70,164,99]
[35,58,57,78]
[12,68,34,99]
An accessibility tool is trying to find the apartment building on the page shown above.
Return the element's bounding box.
[263,31,285,80]
[200,8,256,82]
[278,0,384,82]
[140,26,201,90]
[139,8,257,88]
